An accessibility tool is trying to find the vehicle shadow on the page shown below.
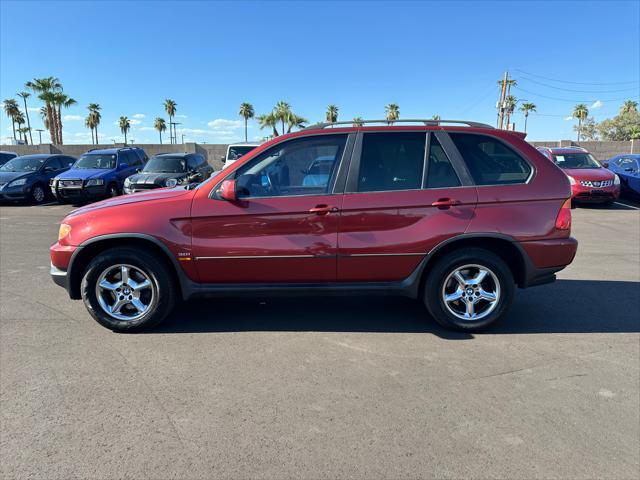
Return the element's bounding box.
[152,279,640,338]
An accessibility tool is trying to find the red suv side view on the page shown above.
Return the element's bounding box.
[50,120,578,333]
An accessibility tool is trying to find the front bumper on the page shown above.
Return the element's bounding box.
[571,183,620,203]
[50,241,78,296]
[124,184,161,195]
[50,263,69,290]
[0,185,29,200]
[52,184,109,201]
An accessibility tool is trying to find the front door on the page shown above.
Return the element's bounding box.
[338,131,478,282]
[190,133,353,284]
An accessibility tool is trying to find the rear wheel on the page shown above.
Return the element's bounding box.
[423,248,514,332]
[80,247,176,332]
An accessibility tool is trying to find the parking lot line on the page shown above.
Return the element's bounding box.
[614,201,640,210]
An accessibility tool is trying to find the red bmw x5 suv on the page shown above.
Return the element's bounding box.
[50,120,578,332]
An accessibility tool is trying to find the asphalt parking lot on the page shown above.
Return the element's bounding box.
[1,199,639,479]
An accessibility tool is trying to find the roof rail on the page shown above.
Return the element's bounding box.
[305,119,494,130]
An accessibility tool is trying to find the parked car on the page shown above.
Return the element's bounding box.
[221,142,260,169]
[536,146,620,205]
[0,151,18,166]
[604,154,640,198]
[50,120,577,333]
[51,147,147,203]
[0,154,75,203]
[123,153,213,194]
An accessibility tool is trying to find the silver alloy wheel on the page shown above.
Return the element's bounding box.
[33,185,45,203]
[95,264,156,321]
[441,264,500,321]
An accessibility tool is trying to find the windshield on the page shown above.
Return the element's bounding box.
[0,156,44,172]
[553,153,601,169]
[74,154,116,169]
[227,146,256,161]
[143,156,186,173]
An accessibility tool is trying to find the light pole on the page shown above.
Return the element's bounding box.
[35,129,45,144]
[181,134,185,144]
[170,122,181,145]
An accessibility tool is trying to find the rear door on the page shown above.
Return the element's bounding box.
[337,131,478,282]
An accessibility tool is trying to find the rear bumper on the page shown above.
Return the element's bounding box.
[520,237,578,287]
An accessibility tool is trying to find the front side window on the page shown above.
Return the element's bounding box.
[449,133,532,185]
[230,135,347,198]
[144,156,186,173]
[425,136,461,188]
[74,154,116,170]
[357,132,425,192]
[45,158,63,170]
[552,152,600,170]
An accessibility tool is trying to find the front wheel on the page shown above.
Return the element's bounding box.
[80,247,176,332]
[107,183,120,198]
[423,248,515,332]
[30,184,47,204]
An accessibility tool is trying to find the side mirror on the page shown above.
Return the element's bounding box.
[43,166,55,173]
[118,162,129,171]
[220,179,237,201]
[601,162,609,169]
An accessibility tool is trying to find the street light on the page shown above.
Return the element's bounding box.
[35,129,45,144]
[170,122,181,144]
[181,134,185,144]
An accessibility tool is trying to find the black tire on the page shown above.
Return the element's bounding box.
[107,183,120,197]
[30,183,47,204]
[423,248,515,332]
[80,247,176,332]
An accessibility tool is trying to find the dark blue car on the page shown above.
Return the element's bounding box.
[51,147,147,203]
[605,154,640,198]
[0,154,76,204]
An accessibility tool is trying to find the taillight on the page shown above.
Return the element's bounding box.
[555,198,572,230]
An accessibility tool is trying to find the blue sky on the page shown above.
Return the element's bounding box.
[1,0,638,144]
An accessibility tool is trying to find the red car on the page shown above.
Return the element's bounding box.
[536,146,620,205]
[51,120,578,332]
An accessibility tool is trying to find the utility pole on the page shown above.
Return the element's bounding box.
[497,71,508,130]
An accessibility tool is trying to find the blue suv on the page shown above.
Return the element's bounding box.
[51,147,147,203]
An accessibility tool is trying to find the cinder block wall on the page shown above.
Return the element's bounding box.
[529,140,637,160]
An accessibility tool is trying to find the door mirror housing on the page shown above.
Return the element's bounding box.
[220,179,237,201]
[601,161,609,169]
[118,162,129,171]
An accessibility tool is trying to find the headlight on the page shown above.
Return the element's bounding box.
[165,178,178,187]
[8,178,27,187]
[613,174,620,186]
[58,223,72,241]
[567,175,576,186]
[85,179,104,187]
[124,177,131,187]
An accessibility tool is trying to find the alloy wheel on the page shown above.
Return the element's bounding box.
[95,264,156,321]
[33,186,45,203]
[441,264,500,321]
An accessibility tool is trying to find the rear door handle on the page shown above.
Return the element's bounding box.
[309,204,339,215]
[431,198,460,209]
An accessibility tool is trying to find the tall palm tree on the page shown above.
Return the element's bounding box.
[621,100,638,115]
[154,117,167,144]
[17,127,30,145]
[352,117,364,127]
[325,104,339,123]
[504,95,518,128]
[163,99,177,144]
[51,92,76,145]
[239,102,254,142]
[286,114,308,133]
[26,76,62,144]
[275,101,291,137]
[497,78,517,94]
[572,104,589,141]
[85,115,95,144]
[3,99,20,141]
[17,91,33,144]
[385,103,400,124]
[257,112,279,138]
[519,102,537,133]
[40,107,50,135]
[87,103,101,144]
[14,111,26,143]
[119,116,131,144]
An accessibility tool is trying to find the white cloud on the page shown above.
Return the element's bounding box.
[590,100,603,109]
[129,118,142,125]
[564,116,573,121]
[137,126,155,131]
[27,107,40,113]
[63,114,83,121]
[207,118,242,129]
[132,113,145,119]
[175,114,188,119]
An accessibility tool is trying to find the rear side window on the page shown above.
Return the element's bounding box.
[357,132,425,192]
[450,133,532,185]
[425,136,460,188]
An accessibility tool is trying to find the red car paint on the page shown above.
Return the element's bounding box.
[52,125,577,298]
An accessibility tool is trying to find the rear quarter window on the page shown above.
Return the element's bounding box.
[450,133,532,185]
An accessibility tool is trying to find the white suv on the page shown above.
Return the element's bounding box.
[221,142,260,169]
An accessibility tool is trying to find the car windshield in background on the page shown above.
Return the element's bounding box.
[0,156,44,172]
[74,154,116,169]
[554,153,600,169]
[143,157,186,173]
[228,146,255,160]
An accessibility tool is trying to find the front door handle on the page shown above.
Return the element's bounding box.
[431,198,460,209]
[309,204,339,215]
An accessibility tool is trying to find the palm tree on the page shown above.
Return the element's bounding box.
[275,101,291,137]
[352,117,364,127]
[497,78,517,94]
[88,103,101,144]
[163,99,177,144]
[326,104,339,123]
[119,116,131,144]
[432,114,441,121]
[385,103,400,124]
[40,107,50,135]
[239,102,254,142]
[85,115,95,144]
[26,76,62,144]
[621,100,638,115]
[519,102,536,133]
[17,127,30,145]
[14,111,26,143]
[3,99,20,141]
[572,104,589,141]
[286,114,308,133]
[154,117,167,144]
[51,92,76,145]
[504,95,518,128]
[257,112,279,137]
[17,91,33,144]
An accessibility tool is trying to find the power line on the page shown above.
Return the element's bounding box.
[513,68,639,86]
[518,76,639,94]
[513,86,638,103]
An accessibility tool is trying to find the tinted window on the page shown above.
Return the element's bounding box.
[450,133,531,185]
[124,151,141,167]
[232,134,347,198]
[357,132,425,192]
[45,157,63,170]
[144,156,186,173]
[425,135,460,188]
[59,157,75,168]
[187,156,200,170]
